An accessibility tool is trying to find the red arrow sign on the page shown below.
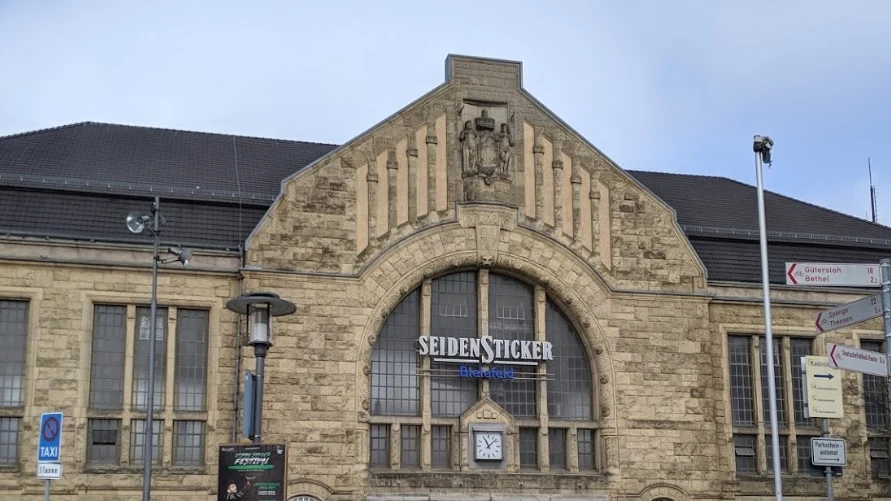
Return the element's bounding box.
[787,263,798,285]
[815,294,882,333]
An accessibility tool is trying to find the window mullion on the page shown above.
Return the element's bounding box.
[420,281,432,470]
[752,336,766,473]
[478,269,490,400]
[163,307,177,466]
[534,286,549,470]
[121,305,136,466]
[781,337,797,473]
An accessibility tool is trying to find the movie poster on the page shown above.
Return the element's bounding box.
[218,444,287,501]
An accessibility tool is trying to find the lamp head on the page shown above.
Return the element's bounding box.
[126,212,148,234]
[168,246,192,267]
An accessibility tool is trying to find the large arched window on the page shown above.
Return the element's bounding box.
[369,270,597,472]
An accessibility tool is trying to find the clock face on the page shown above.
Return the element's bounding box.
[474,432,503,461]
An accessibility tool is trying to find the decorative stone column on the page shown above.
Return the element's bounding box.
[571,163,582,242]
[552,140,564,234]
[386,150,398,232]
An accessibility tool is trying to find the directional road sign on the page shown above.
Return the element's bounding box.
[37,412,63,463]
[811,437,847,466]
[786,262,881,287]
[828,343,889,377]
[37,462,62,479]
[803,356,843,418]
[815,294,883,333]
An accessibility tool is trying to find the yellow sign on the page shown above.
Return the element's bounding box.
[805,356,844,419]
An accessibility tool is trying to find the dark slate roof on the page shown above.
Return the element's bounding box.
[0,122,338,203]
[0,186,266,250]
[2,122,889,284]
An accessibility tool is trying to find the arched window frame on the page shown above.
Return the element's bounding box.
[369,269,599,473]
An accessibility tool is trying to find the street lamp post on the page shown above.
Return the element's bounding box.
[125,197,191,501]
[226,292,296,444]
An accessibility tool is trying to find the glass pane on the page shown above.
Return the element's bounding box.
[132,307,167,411]
[548,428,567,470]
[175,309,208,411]
[173,421,205,466]
[796,437,824,477]
[89,305,126,409]
[489,274,536,418]
[790,339,812,427]
[0,300,28,407]
[130,419,162,465]
[577,429,594,470]
[764,434,788,473]
[519,427,538,469]
[728,337,755,426]
[431,426,451,469]
[546,299,592,419]
[431,272,477,417]
[734,434,757,474]
[870,437,891,478]
[0,417,19,464]
[760,337,787,426]
[87,419,120,465]
[370,424,389,467]
[371,290,420,416]
[400,425,420,468]
[862,341,888,431]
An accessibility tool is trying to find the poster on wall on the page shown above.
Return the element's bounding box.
[218,444,287,501]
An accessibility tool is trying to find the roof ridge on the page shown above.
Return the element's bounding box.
[626,168,726,181]
[0,121,341,148]
[0,122,94,141]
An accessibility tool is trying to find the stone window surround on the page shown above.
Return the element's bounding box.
[0,287,41,471]
[860,337,891,479]
[83,294,220,473]
[368,268,600,473]
[726,332,822,477]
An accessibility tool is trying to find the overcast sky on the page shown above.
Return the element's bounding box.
[2,1,890,225]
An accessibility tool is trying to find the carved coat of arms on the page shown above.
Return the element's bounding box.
[459,108,515,185]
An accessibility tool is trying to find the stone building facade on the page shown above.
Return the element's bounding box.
[0,55,890,500]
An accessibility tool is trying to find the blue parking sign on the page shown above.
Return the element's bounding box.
[38,412,63,463]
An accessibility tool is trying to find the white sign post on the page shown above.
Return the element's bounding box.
[812,438,847,466]
[827,343,890,377]
[802,356,844,419]
[815,294,883,333]
[786,262,882,287]
[37,463,62,480]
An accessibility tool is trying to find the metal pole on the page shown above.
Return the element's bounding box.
[822,418,834,501]
[142,196,160,501]
[755,143,784,499]
[44,479,50,501]
[881,259,891,399]
[252,344,268,444]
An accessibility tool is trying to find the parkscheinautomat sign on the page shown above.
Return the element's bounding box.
[418,335,553,379]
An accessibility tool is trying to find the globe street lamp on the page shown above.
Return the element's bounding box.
[125,196,191,501]
[226,292,296,444]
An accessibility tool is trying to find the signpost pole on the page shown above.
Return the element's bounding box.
[822,418,833,501]
[882,259,891,401]
[44,479,49,501]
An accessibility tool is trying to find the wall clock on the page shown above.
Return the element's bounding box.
[473,431,503,461]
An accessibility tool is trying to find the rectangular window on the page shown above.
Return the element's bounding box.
[796,438,824,477]
[548,428,567,470]
[431,426,451,468]
[0,300,28,407]
[431,274,477,418]
[175,309,208,411]
[173,421,205,466]
[728,335,813,475]
[400,425,420,468]
[133,307,167,411]
[370,424,389,468]
[862,341,890,478]
[0,417,19,465]
[577,429,595,470]
[87,419,120,465]
[89,305,126,409]
[519,427,538,469]
[733,434,756,474]
[130,419,162,466]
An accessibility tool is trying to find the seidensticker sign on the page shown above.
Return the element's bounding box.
[418,335,553,368]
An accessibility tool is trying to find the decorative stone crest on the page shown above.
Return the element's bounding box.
[459,108,515,184]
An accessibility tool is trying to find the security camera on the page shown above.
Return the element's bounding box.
[753,135,774,163]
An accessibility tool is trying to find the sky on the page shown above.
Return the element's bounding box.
[2,1,890,225]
